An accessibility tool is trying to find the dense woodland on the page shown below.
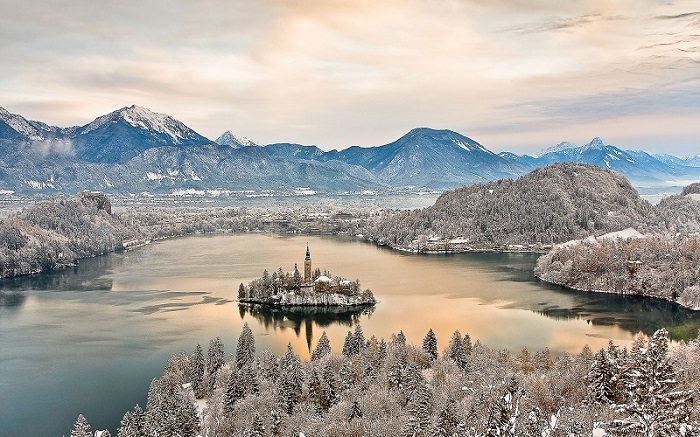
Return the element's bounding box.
[364,164,700,250]
[67,324,700,436]
[536,233,700,309]
[0,191,135,277]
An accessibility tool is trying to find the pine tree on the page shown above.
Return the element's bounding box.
[308,368,324,408]
[269,409,283,437]
[434,399,460,437]
[191,343,205,399]
[407,379,432,430]
[70,414,92,437]
[394,331,407,347]
[463,333,473,356]
[144,377,199,437]
[235,322,256,370]
[446,330,467,371]
[587,347,621,404]
[278,343,303,414]
[224,369,244,415]
[292,265,302,290]
[339,359,354,391]
[486,377,522,437]
[348,400,363,422]
[238,282,246,299]
[422,328,438,361]
[342,331,355,356]
[173,389,199,437]
[611,329,694,436]
[353,324,365,354]
[401,414,424,437]
[117,404,146,437]
[250,412,265,437]
[321,361,339,408]
[207,336,225,391]
[311,331,332,361]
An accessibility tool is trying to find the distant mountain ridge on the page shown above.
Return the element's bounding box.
[0,105,698,196]
[507,137,700,186]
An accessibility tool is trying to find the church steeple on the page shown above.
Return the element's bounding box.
[304,243,312,283]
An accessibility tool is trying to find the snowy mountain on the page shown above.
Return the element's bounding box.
[1,105,698,196]
[70,105,214,163]
[655,154,700,168]
[261,143,325,160]
[0,106,64,142]
[273,128,529,189]
[513,137,700,186]
[215,130,259,148]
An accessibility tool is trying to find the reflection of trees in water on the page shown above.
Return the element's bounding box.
[0,291,26,307]
[532,285,700,341]
[238,303,375,351]
[0,255,114,292]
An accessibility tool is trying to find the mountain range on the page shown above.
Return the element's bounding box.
[1,105,698,196]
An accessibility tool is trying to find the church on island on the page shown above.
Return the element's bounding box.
[237,244,376,307]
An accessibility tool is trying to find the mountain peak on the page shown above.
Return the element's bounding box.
[72,105,212,163]
[586,137,608,149]
[0,106,57,141]
[81,105,202,145]
[536,141,578,157]
[216,130,258,148]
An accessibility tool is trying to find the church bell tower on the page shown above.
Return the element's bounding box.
[304,243,312,283]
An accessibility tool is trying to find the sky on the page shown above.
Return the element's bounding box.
[0,0,698,155]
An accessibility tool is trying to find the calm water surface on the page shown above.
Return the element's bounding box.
[2,233,699,435]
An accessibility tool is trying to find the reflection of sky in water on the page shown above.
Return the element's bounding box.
[2,233,700,435]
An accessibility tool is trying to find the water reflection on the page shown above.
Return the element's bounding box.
[239,303,375,351]
[0,291,26,307]
[0,256,114,292]
[528,284,700,341]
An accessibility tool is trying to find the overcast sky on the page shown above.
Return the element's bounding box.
[1,0,698,155]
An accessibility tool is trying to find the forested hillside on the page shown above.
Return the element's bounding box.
[0,192,136,277]
[365,163,654,249]
[73,325,700,436]
[535,234,700,309]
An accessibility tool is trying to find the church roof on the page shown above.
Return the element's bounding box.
[315,275,332,283]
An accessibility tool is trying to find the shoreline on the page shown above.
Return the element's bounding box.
[535,273,700,312]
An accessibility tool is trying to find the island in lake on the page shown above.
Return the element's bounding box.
[237,244,377,306]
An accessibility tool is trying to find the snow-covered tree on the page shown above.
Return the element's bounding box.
[434,399,460,437]
[277,343,303,414]
[117,404,146,437]
[587,344,622,405]
[70,414,91,437]
[486,377,523,437]
[191,343,205,398]
[446,330,467,371]
[207,336,225,391]
[422,328,438,361]
[610,329,694,436]
[235,322,256,370]
[311,331,332,361]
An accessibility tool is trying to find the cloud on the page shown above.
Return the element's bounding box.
[506,13,626,34]
[655,11,700,20]
[0,0,698,154]
[29,139,74,158]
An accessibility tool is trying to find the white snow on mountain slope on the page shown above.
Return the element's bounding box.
[81,105,199,142]
[216,130,258,148]
[535,141,578,157]
[0,106,54,140]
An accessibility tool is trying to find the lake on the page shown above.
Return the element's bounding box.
[2,233,699,435]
